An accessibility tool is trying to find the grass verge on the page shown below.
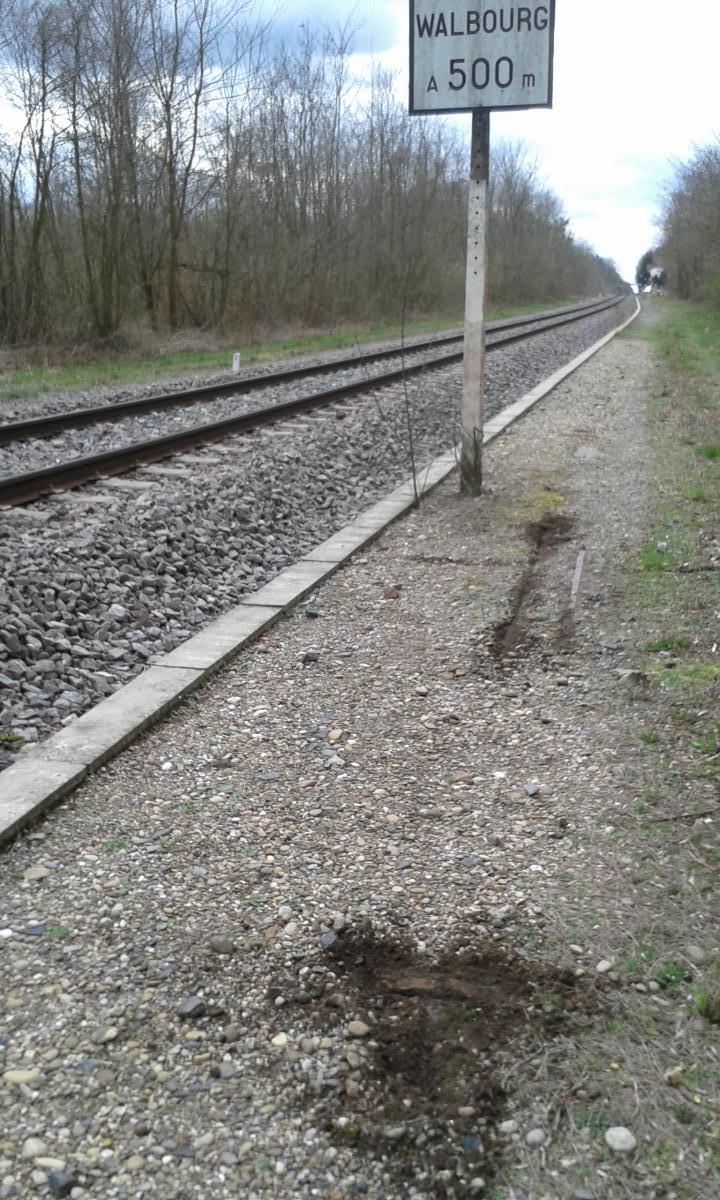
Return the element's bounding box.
[493,298,720,1200]
[0,296,601,404]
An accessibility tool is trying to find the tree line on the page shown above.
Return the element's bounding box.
[0,0,623,347]
[653,137,720,305]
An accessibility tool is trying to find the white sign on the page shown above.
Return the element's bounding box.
[409,2,555,114]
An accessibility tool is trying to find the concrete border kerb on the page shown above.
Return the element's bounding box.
[0,298,641,847]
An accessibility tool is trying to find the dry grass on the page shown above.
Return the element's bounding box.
[487,302,720,1200]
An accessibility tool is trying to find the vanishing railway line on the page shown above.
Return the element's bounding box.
[0,293,634,758]
[0,295,624,507]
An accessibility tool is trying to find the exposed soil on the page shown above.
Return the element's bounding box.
[490,512,576,661]
[298,927,600,1194]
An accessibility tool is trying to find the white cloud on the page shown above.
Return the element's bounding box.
[338,0,720,281]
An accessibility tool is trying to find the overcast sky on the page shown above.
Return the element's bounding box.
[277,0,719,282]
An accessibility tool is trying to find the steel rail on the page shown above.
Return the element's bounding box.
[0,295,626,508]
[0,295,622,446]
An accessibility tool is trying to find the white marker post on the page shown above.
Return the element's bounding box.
[409,1,556,493]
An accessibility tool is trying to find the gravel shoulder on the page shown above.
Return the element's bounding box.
[2,301,718,1200]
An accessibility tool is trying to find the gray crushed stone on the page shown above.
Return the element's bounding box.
[0,300,634,757]
[0,327,663,1199]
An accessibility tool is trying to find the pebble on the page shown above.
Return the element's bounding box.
[193,1132,214,1150]
[595,959,614,974]
[47,1172,76,1199]
[604,1126,637,1153]
[382,1125,406,1141]
[23,865,51,882]
[177,996,207,1019]
[346,1021,370,1038]
[523,781,540,796]
[686,944,707,965]
[3,1068,40,1085]
[525,1128,546,1148]
[208,937,235,956]
[21,1138,48,1159]
[271,1033,289,1048]
[498,1120,518,1135]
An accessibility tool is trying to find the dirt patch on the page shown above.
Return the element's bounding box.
[308,927,597,1195]
[490,513,575,661]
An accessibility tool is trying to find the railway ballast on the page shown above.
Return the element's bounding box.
[0,296,635,764]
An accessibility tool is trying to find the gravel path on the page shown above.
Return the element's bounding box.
[5,309,713,1200]
[0,300,634,759]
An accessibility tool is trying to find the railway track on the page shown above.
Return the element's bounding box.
[0,293,635,756]
[0,295,624,507]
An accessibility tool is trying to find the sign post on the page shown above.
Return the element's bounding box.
[459,108,490,494]
[409,1,556,493]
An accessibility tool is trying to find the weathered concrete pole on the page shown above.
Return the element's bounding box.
[459,108,490,495]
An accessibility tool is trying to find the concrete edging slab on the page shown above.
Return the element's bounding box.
[0,298,641,848]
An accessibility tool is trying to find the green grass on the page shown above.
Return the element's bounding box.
[644,635,691,653]
[640,729,661,745]
[575,1111,611,1136]
[656,662,720,691]
[654,961,686,990]
[45,924,71,940]
[639,542,670,573]
[0,318,449,402]
[695,990,720,1025]
[102,836,129,853]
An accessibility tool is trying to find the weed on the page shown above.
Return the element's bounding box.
[646,1142,679,1185]
[576,1111,610,1136]
[639,543,669,573]
[45,924,70,940]
[698,445,720,461]
[672,709,699,728]
[622,943,658,974]
[658,662,720,691]
[653,962,686,990]
[0,732,22,747]
[102,836,128,853]
[694,990,720,1026]
[640,729,661,745]
[692,729,720,756]
[644,635,690,653]
[682,1065,707,1089]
